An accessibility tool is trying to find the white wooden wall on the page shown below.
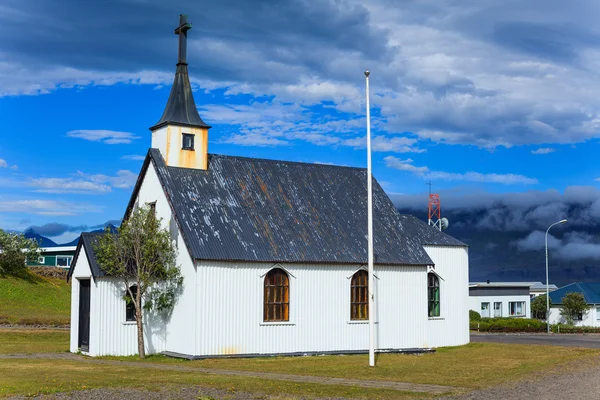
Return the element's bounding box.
[423,246,470,348]
[193,260,431,356]
[69,247,92,354]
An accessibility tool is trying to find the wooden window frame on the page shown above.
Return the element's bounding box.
[125,285,137,322]
[263,268,289,322]
[350,270,369,321]
[182,133,195,150]
[428,273,441,317]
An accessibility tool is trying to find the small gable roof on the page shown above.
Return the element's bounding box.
[549,282,600,305]
[125,149,465,267]
[67,233,106,281]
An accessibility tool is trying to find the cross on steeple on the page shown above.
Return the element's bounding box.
[175,14,192,65]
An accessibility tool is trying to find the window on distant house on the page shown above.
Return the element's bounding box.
[350,270,369,320]
[509,301,526,317]
[37,256,45,264]
[494,302,502,317]
[481,302,490,318]
[56,256,72,267]
[597,307,600,321]
[577,312,584,321]
[264,268,289,322]
[182,133,194,150]
[125,285,137,322]
[428,273,440,317]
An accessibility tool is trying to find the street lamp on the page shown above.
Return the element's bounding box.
[546,218,567,333]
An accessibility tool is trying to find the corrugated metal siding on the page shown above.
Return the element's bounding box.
[94,278,166,356]
[194,261,429,356]
[149,148,451,265]
[423,246,470,348]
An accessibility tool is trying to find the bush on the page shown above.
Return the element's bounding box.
[469,310,482,321]
[551,324,600,334]
[470,317,547,332]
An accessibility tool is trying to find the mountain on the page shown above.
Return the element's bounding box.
[399,208,600,287]
[24,229,58,247]
[26,224,119,248]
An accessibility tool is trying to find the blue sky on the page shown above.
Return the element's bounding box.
[2,0,600,244]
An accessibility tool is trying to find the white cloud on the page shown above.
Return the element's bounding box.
[343,136,424,153]
[121,154,146,161]
[221,133,290,147]
[67,130,140,144]
[384,156,430,174]
[27,170,137,193]
[384,156,538,184]
[531,148,555,155]
[0,159,7,168]
[30,178,111,194]
[75,170,137,190]
[0,199,101,216]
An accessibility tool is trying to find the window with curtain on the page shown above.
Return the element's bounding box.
[350,270,369,320]
[264,268,289,322]
[509,301,526,317]
[125,285,137,322]
[428,273,440,317]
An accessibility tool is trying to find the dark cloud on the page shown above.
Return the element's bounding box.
[0,0,389,83]
[392,185,600,232]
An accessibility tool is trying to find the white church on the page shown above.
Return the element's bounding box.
[68,15,470,358]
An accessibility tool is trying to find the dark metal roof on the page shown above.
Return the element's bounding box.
[150,63,211,131]
[130,149,465,266]
[67,232,106,281]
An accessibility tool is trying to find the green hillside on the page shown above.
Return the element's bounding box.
[0,273,71,326]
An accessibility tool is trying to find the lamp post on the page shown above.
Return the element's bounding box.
[546,219,567,333]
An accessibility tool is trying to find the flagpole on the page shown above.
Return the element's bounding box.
[365,69,375,367]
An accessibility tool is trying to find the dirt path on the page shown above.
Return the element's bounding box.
[0,352,457,395]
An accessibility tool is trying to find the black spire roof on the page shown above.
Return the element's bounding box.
[150,15,211,131]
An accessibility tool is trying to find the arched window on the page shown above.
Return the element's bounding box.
[264,268,289,322]
[351,270,369,320]
[125,285,137,322]
[428,273,440,317]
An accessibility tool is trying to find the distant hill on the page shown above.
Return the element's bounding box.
[24,229,58,247]
[25,224,119,248]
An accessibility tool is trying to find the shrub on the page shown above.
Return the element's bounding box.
[469,310,482,321]
[551,324,600,334]
[470,317,547,332]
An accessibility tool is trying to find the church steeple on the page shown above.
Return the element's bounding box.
[151,14,210,170]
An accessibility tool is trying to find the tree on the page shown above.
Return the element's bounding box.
[531,294,551,320]
[560,292,590,325]
[95,205,182,358]
[0,229,39,276]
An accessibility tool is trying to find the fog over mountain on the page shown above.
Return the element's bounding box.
[394,186,600,286]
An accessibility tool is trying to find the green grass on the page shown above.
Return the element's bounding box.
[109,342,600,390]
[0,329,69,354]
[0,273,71,326]
[1,330,600,398]
[0,359,424,399]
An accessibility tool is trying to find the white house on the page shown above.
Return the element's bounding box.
[548,283,600,326]
[469,282,532,318]
[67,15,470,358]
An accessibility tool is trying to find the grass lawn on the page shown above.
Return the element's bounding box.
[1,330,599,399]
[112,342,600,389]
[0,274,71,326]
[0,329,69,354]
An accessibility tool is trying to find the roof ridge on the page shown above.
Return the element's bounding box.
[205,153,365,171]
